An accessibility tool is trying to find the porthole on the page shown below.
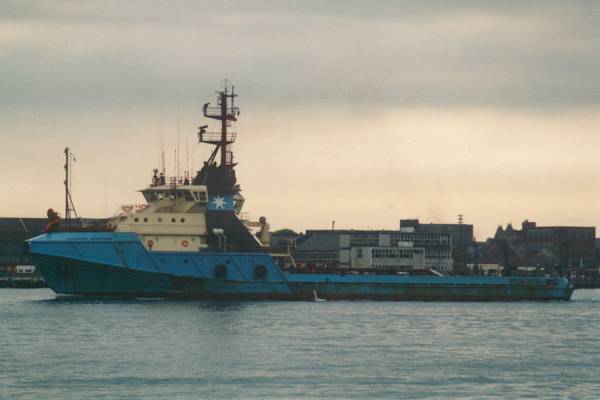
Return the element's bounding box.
[134,217,139,222]
[143,218,148,222]
[214,264,228,278]
[254,265,267,279]
[171,218,176,223]
[181,218,185,223]
[158,218,162,222]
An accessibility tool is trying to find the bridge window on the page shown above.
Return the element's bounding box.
[142,192,153,202]
[183,191,194,201]
[194,191,208,203]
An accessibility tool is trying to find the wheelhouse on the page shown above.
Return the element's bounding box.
[140,186,209,205]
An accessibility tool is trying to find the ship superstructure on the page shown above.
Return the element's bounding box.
[106,82,264,252]
[110,184,211,252]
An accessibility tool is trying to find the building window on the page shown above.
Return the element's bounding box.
[351,234,379,246]
[356,248,363,258]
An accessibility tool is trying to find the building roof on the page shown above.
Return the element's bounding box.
[305,229,404,235]
[0,217,108,234]
[295,231,340,251]
[0,218,47,233]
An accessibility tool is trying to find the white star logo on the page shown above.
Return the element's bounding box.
[211,195,226,209]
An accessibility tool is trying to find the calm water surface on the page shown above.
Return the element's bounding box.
[1,289,599,399]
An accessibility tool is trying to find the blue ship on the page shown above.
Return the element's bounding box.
[27,83,574,301]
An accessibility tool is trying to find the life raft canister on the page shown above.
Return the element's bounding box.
[254,265,268,279]
[214,264,228,278]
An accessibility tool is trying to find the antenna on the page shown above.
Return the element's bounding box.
[177,104,180,182]
[186,137,189,178]
[103,167,107,217]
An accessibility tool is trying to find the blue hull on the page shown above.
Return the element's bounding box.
[27,233,574,301]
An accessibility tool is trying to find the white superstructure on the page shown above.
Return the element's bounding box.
[109,184,210,252]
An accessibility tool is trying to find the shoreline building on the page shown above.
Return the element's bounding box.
[0,218,47,287]
[480,220,597,272]
[0,218,47,267]
[292,228,454,273]
[399,219,474,273]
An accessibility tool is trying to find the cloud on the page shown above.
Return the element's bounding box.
[1,1,600,110]
[2,1,600,238]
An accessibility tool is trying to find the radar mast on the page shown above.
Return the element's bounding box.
[200,79,240,168]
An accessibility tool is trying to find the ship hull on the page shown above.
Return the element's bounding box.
[27,233,574,301]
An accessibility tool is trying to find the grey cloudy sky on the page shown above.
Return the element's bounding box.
[2,1,600,238]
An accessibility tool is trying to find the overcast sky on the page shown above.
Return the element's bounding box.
[2,0,600,238]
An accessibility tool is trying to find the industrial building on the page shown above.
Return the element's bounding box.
[0,218,47,287]
[399,219,474,273]
[291,228,454,273]
[270,218,476,273]
[480,220,597,272]
[0,218,46,267]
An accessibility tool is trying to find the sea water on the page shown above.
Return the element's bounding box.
[1,289,598,399]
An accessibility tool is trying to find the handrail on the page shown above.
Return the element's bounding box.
[199,132,237,143]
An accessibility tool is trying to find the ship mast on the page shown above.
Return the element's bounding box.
[200,80,239,167]
[63,147,80,227]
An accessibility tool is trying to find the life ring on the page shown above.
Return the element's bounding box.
[254,265,267,279]
[214,264,228,278]
[147,240,154,249]
[181,240,189,248]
